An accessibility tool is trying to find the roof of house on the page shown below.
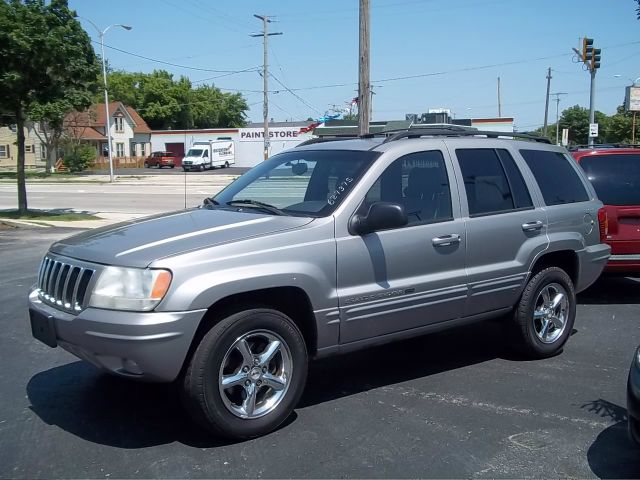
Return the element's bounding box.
[65,102,151,135]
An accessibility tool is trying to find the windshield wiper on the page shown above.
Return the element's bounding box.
[226,199,285,215]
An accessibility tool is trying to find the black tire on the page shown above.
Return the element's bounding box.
[183,168,188,172]
[510,266,576,358]
[224,161,229,168]
[144,162,149,168]
[170,165,175,169]
[182,308,308,440]
[199,164,205,172]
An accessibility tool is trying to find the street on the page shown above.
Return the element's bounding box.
[0,178,233,215]
[1,224,639,478]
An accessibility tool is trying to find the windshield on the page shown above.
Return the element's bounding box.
[186,149,204,157]
[580,154,640,206]
[214,149,379,217]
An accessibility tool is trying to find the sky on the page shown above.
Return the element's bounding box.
[70,0,640,131]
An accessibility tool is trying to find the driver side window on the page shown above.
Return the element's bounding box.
[362,150,453,226]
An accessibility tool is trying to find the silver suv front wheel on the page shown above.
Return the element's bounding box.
[182,308,308,440]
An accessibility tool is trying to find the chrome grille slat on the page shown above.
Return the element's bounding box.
[36,258,46,290]
[53,262,65,303]
[47,261,60,298]
[37,256,95,314]
[61,266,74,307]
[71,267,85,310]
[41,258,52,292]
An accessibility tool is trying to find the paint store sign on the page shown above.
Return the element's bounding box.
[239,129,300,142]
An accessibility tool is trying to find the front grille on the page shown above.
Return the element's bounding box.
[37,256,95,313]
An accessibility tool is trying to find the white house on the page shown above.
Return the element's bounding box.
[66,102,151,163]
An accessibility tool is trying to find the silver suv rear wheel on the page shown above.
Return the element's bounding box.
[511,266,576,358]
[532,283,570,344]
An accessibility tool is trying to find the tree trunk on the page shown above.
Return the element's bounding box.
[16,107,28,215]
[46,143,57,174]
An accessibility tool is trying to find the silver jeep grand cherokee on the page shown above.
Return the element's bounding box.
[28,128,610,439]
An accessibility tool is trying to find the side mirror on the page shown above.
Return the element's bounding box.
[291,162,308,176]
[349,202,408,235]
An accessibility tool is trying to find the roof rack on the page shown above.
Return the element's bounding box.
[380,126,551,144]
[295,136,358,147]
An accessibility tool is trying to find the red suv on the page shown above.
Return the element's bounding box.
[572,147,640,274]
[144,151,176,169]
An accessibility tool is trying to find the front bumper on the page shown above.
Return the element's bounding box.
[28,288,206,382]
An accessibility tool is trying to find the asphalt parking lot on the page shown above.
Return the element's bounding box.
[1,225,640,478]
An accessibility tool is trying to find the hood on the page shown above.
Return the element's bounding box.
[50,208,313,268]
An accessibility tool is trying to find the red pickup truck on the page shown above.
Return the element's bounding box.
[144,151,176,169]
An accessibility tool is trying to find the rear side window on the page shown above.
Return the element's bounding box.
[579,154,640,206]
[456,149,530,216]
[520,150,590,205]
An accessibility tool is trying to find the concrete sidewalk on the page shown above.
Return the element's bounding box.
[0,173,239,186]
[1,211,149,230]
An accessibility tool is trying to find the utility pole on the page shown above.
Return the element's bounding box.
[497,77,502,118]
[251,15,282,160]
[573,37,601,147]
[358,0,371,135]
[551,92,567,145]
[543,67,552,136]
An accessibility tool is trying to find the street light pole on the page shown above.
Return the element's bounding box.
[551,92,567,145]
[81,18,132,182]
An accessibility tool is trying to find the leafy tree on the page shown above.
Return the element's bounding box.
[606,104,640,143]
[636,0,640,19]
[104,70,248,129]
[0,0,99,213]
[61,143,94,172]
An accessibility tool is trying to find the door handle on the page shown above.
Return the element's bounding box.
[522,221,544,232]
[432,234,461,247]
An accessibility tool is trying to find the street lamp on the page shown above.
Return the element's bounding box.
[81,18,132,183]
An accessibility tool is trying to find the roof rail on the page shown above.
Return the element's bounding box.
[295,136,357,147]
[380,126,551,144]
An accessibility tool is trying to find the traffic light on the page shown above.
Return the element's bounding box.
[591,48,601,70]
[582,37,593,62]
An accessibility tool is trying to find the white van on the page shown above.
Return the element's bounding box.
[182,140,235,172]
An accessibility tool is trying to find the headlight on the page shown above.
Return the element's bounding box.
[88,266,172,311]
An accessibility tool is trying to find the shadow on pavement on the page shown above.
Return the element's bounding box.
[581,399,640,478]
[26,361,242,449]
[27,321,508,448]
[300,320,511,407]
[578,276,640,305]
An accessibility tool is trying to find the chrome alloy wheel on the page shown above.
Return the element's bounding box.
[218,330,292,419]
[533,283,569,344]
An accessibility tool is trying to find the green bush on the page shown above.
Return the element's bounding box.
[62,144,96,173]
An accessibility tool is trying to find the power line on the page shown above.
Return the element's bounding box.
[264,40,640,93]
[95,40,259,74]
[269,73,322,114]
